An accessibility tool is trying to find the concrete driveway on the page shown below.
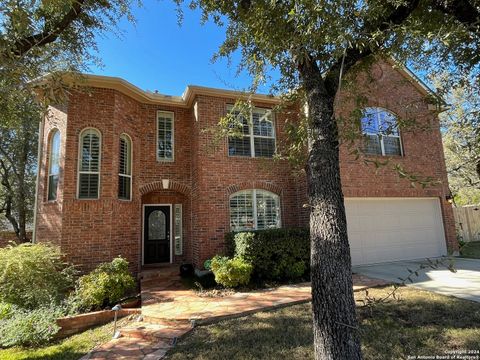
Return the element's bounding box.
[353,257,480,303]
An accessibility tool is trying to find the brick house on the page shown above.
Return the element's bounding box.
[33,59,457,274]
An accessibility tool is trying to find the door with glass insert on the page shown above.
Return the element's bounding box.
[144,206,170,264]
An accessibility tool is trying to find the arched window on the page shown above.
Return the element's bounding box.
[78,128,101,199]
[118,134,132,200]
[361,107,403,156]
[229,189,281,231]
[47,129,61,201]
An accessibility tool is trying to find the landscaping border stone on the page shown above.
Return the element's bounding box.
[56,308,141,338]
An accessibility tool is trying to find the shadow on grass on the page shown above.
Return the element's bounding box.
[167,286,480,360]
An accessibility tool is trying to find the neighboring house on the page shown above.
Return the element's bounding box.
[33,59,457,273]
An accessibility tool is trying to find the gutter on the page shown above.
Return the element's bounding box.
[32,115,44,243]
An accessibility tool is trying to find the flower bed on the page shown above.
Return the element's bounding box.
[56,308,140,338]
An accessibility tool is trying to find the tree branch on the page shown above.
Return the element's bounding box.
[11,0,87,57]
[324,0,420,95]
[432,0,480,36]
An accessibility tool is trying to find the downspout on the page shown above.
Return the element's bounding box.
[32,115,45,243]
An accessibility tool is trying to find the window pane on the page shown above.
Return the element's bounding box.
[229,136,251,156]
[363,134,382,155]
[80,131,100,172]
[149,210,166,239]
[78,173,99,199]
[49,131,61,176]
[48,175,58,201]
[361,108,379,134]
[48,130,61,201]
[378,110,399,136]
[256,192,280,230]
[119,137,131,175]
[230,192,254,231]
[157,113,174,160]
[254,137,275,158]
[118,175,131,200]
[383,136,402,156]
[252,111,273,137]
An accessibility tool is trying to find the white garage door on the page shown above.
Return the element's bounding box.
[345,198,447,265]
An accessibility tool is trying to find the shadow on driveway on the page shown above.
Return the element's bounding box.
[353,257,480,303]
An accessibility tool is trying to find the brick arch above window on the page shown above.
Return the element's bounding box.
[139,180,191,196]
[226,181,282,197]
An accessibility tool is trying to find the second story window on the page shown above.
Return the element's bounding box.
[47,129,61,201]
[361,107,403,156]
[78,128,101,199]
[118,134,132,200]
[157,111,174,161]
[228,106,276,158]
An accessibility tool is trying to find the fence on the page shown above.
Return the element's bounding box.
[453,205,480,243]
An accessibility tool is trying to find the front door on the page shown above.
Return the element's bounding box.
[144,206,170,264]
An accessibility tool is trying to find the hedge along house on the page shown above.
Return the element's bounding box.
[33,59,457,274]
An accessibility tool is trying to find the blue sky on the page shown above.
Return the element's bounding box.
[89,1,259,95]
[90,1,431,96]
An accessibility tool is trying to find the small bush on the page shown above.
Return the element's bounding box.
[226,228,310,281]
[71,257,136,312]
[0,243,76,309]
[210,256,253,288]
[0,304,63,347]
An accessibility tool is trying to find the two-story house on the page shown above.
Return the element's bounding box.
[33,59,457,274]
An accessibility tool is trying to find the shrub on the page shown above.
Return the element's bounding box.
[71,257,136,312]
[0,304,63,347]
[0,243,76,309]
[226,228,310,281]
[210,256,253,288]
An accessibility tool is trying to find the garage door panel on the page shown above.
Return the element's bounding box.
[346,198,447,265]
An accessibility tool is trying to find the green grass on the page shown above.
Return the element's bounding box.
[460,241,480,259]
[167,286,480,360]
[0,318,130,360]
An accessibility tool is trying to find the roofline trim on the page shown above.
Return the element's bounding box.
[62,73,281,107]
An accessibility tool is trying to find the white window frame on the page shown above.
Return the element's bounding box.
[156,110,174,162]
[229,189,281,231]
[362,107,403,156]
[227,105,276,158]
[118,133,133,201]
[47,129,61,202]
[77,127,102,200]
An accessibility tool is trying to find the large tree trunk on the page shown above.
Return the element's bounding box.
[300,60,362,359]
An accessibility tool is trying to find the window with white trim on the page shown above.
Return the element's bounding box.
[157,111,174,161]
[229,189,281,231]
[227,106,276,158]
[361,107,403,156]
[118,134,132,200]
[47,130,60,201]
[78,128,101,199]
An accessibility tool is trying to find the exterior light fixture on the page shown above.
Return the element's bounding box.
[111,304,122,339]
[445,193,454,204]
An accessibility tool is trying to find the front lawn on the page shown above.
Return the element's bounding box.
[460,241,480,259]
[0,318,129,360]
[167,286,480,360]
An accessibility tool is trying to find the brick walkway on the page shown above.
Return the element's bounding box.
[80,269,388,360]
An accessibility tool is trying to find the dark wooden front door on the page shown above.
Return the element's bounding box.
[144,206,170,264]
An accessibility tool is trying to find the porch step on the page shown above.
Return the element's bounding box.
[141,316,192,327]
[139,266,181,282]
[120,321,192,342]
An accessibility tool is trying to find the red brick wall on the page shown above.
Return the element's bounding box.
[34,60,457,273]
[296,60,457,252]
[35,105,67,246]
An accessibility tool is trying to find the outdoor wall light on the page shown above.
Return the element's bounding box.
[445,193,454,204]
